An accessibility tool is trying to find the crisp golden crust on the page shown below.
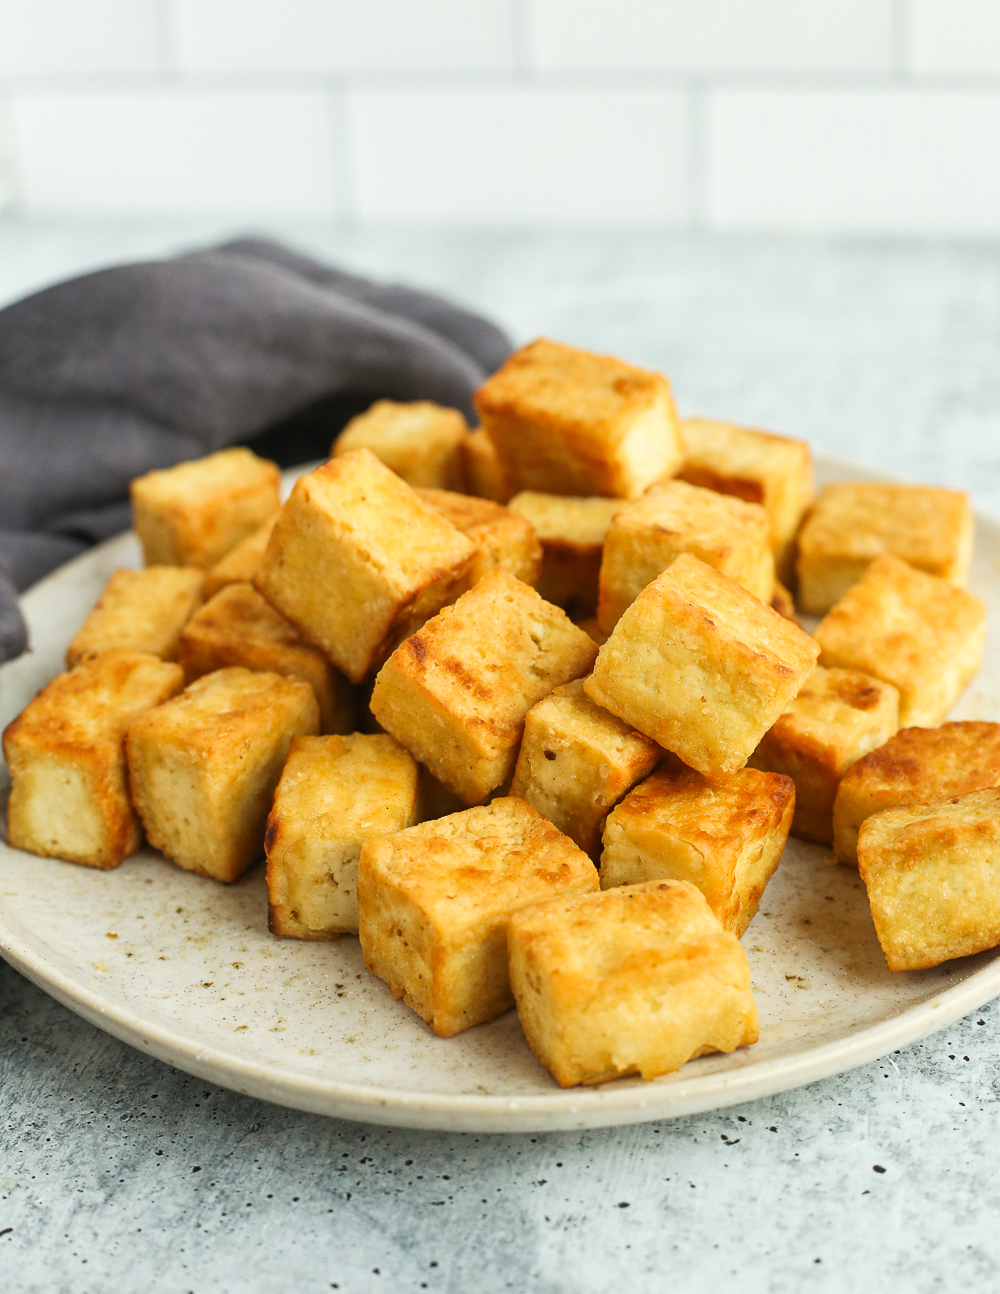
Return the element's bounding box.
[600,762,793,934]
[858,788,1000,971]
[66,566,205,668]
[370,568,598,804]
[203,513,279,598]
[414,487,542,588]
[508,492,624,616]
[813,553,986,728]
[333,400,468,491]
[461,429,512,503]
[585,553,819,776]
[357,797,598,1037]
[507,880,758,1087]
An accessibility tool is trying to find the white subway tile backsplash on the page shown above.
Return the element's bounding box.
[0,0,160,77]
[910,0,1000,76]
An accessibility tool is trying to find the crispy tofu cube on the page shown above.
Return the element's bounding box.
[66,566,205,668]
[131,448,281,569]
[748,665,899,844]
[265,733,420,940]
[832,721,1000,866]
[254,448,476,684]
[3,652,184,869]
[599,481,775,633]
[203,513,279,598]
[370,568,598,804]
[507,880,758,1087]
[474,338,683,500]
[770,580,799,624]
[510,679,660,859]
[678,418,813,585]
[461,428,512,503]
[126,667,319,883]
[576,617,609,647]
[358,796,598,1037]
[797,481,974,615]
[858,788,1000,971]
[585,553,819,776]
[414,488,542,588]
[814,554,986,728]
[178,583,355,735]
[599,762,793,935]
[508,492,624,617]
[333,400,467,490]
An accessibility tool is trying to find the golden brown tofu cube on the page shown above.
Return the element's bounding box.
[358,796,598,1037]
[585,553,819,777]
[202,512,279,598]
[370,568,598,804]
[770,580,799,624]
[333,400,467,490]
[678,417,813,585]
[414,487,542,588]
[178,583,355,735]
[265,733,420,940]
[66,566,205,668]
[126,667,319,883]
[599,480,775,634]
[508,492,624,618]
[599,762,793,935]
[507,880,758,1087]
[797,481,974,616]
[461,428,512,503]
[858,788,1000,971]
[832,721,1000,866]
[254,448,476,684]
[748,666,899,844]
[3,652,184,869]
[474,338,683,500]
[510,679,660,859]
[131,447,281,569]
[814,554,986,729]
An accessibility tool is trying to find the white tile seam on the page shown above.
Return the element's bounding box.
[891,0,913,79]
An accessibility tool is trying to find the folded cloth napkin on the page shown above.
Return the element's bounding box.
[0,237,513,666]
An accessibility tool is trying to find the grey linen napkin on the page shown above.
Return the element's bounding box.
[0,237,513,665]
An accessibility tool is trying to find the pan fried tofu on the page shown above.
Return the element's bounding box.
[178,583,355,735]
[461,428,511,503]
[832,721,1000,866]
[203,513,279,598]
[357,797,598,1037]
[585,553,819,777]
[254,449,476,684]
[131,448,281,569]
[474,338,683,500]
[858,787,1000,971]
[508,492,624,618]
[333,400,467,490]
[507,880,758,1087]
[3,651,184,869]
[126,667,319,883]
[510,679,660,859]
[771,580,799,624]
[797,481,974,615]
[813,554,986,728]
[749,666,899,844]
[66,566,205,667]
[600,762,793,935]
[414,488,542,588]
[598,481,774,633]
[370,568,597,804]
[265,733,420,940]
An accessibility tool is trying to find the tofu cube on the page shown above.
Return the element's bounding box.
[126,667,319,883]
[507,880,759,1087]
[333,400,467,490]
[510,679,660,859]
[265,733,421,939]
[370,568,598,804]
[474,338,683,499]
[813,554,986,728]
[858,787,1000,971]
[797,481,974,615]
[770,580,799,624]
[748,665,899,844]
[3,651,184,869]
[357,796,598,1037]
[131,448,281,569]
[833,721,1000,866]
[203,513,278,598]
[254,448,476,683]
[461,428,512,503]
[585,553,819,776]
[414,487,542,588]
[599,480,775,633]
[508,492,624,618]
[178,582,355,735]
[599,762,793,935]
[66,566,205,667]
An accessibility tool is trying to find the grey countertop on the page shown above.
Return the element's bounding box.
[3,221,1000,1293]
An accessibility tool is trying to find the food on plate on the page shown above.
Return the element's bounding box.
[461,428,511,502]
[203,513,279,598]
[507,492,623,618]
[357,796,598,1037]
[333,399,467,491]
[414,487,542,587]
[65,566,205,667]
